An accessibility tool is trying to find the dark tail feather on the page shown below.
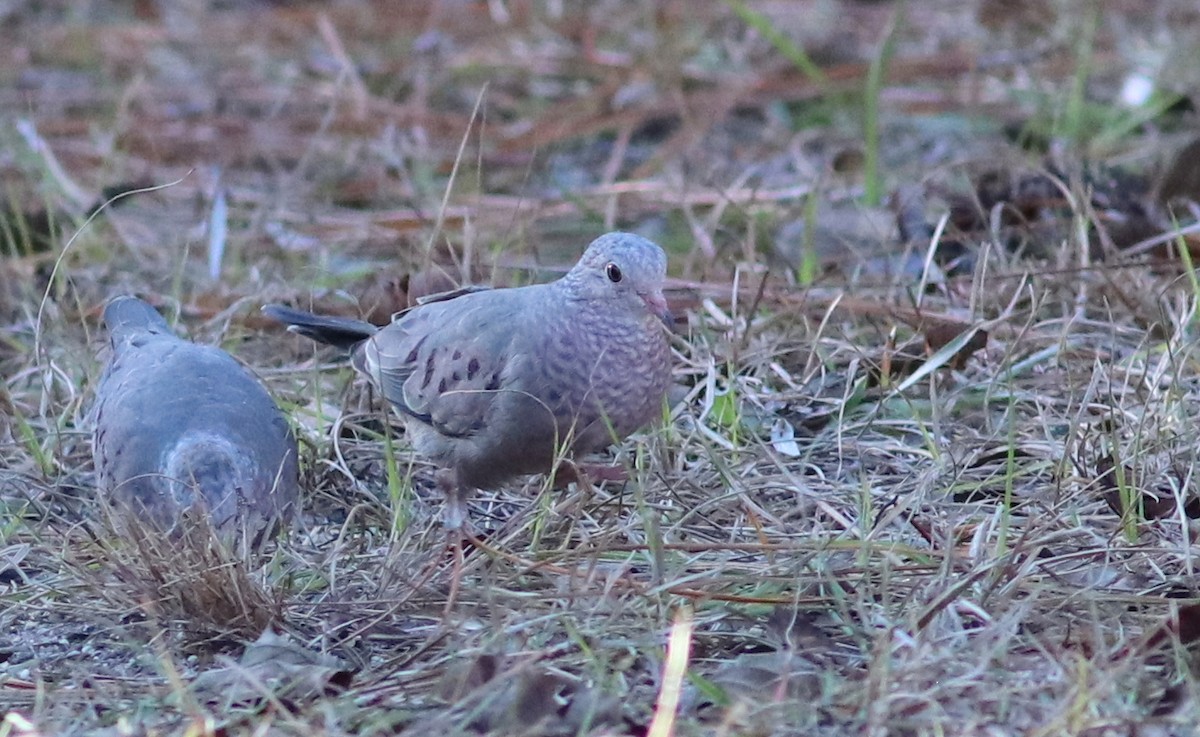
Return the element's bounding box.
[261,304,379,350]
[103,296,172,340]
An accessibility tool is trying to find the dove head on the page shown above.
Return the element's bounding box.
[103,295,175,347]
[560,232,670,322]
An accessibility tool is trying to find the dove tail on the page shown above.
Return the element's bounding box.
[261,304,379,350]
[103,296,173,341]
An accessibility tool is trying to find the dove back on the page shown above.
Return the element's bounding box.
[93,296,299,550]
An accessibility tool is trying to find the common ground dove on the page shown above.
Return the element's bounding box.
[263,231,673,529]
[92,296,298,549]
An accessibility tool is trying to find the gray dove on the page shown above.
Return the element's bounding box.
[263,231,673,530]
[92,296,299,549]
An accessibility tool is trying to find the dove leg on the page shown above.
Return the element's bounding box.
[444,529,465,617]
[436,469,473,532]
[435,469,475,616]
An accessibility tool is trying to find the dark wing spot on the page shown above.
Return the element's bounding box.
[438,377,447,393]
[404,335,428,365]
[452,349,462,360]
[451,371,461,381]
[467,357,481,379]
[421,351,436,389]
[547,389,562,404]
[485,374,501,391]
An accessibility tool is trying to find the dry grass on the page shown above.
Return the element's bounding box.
[3,1,1200,735]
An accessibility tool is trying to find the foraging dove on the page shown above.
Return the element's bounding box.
[92,296,299,548]
[263,231,673,529]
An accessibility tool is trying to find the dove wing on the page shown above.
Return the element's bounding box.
[355,289,521,439]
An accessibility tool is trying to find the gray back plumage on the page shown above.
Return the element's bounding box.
[93,296,298,550]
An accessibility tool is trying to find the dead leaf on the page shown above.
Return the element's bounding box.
[1094,454,1200,521]
[1156,136,1200,207]
[702,650,822,708]
[437,654,621,736]
[1114,603,1200,668]
[763,606,839,654]
[833,298,989,385]
[921,318,988,370]
[438,653,500,703]
[190,629,355,707]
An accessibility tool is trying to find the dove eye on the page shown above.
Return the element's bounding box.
[605,263,623,283]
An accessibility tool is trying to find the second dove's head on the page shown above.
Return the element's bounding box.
[562,232,670,321]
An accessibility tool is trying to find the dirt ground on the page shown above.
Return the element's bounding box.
[4,1,1200,735]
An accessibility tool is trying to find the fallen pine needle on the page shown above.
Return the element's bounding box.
[648,604,694,737]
